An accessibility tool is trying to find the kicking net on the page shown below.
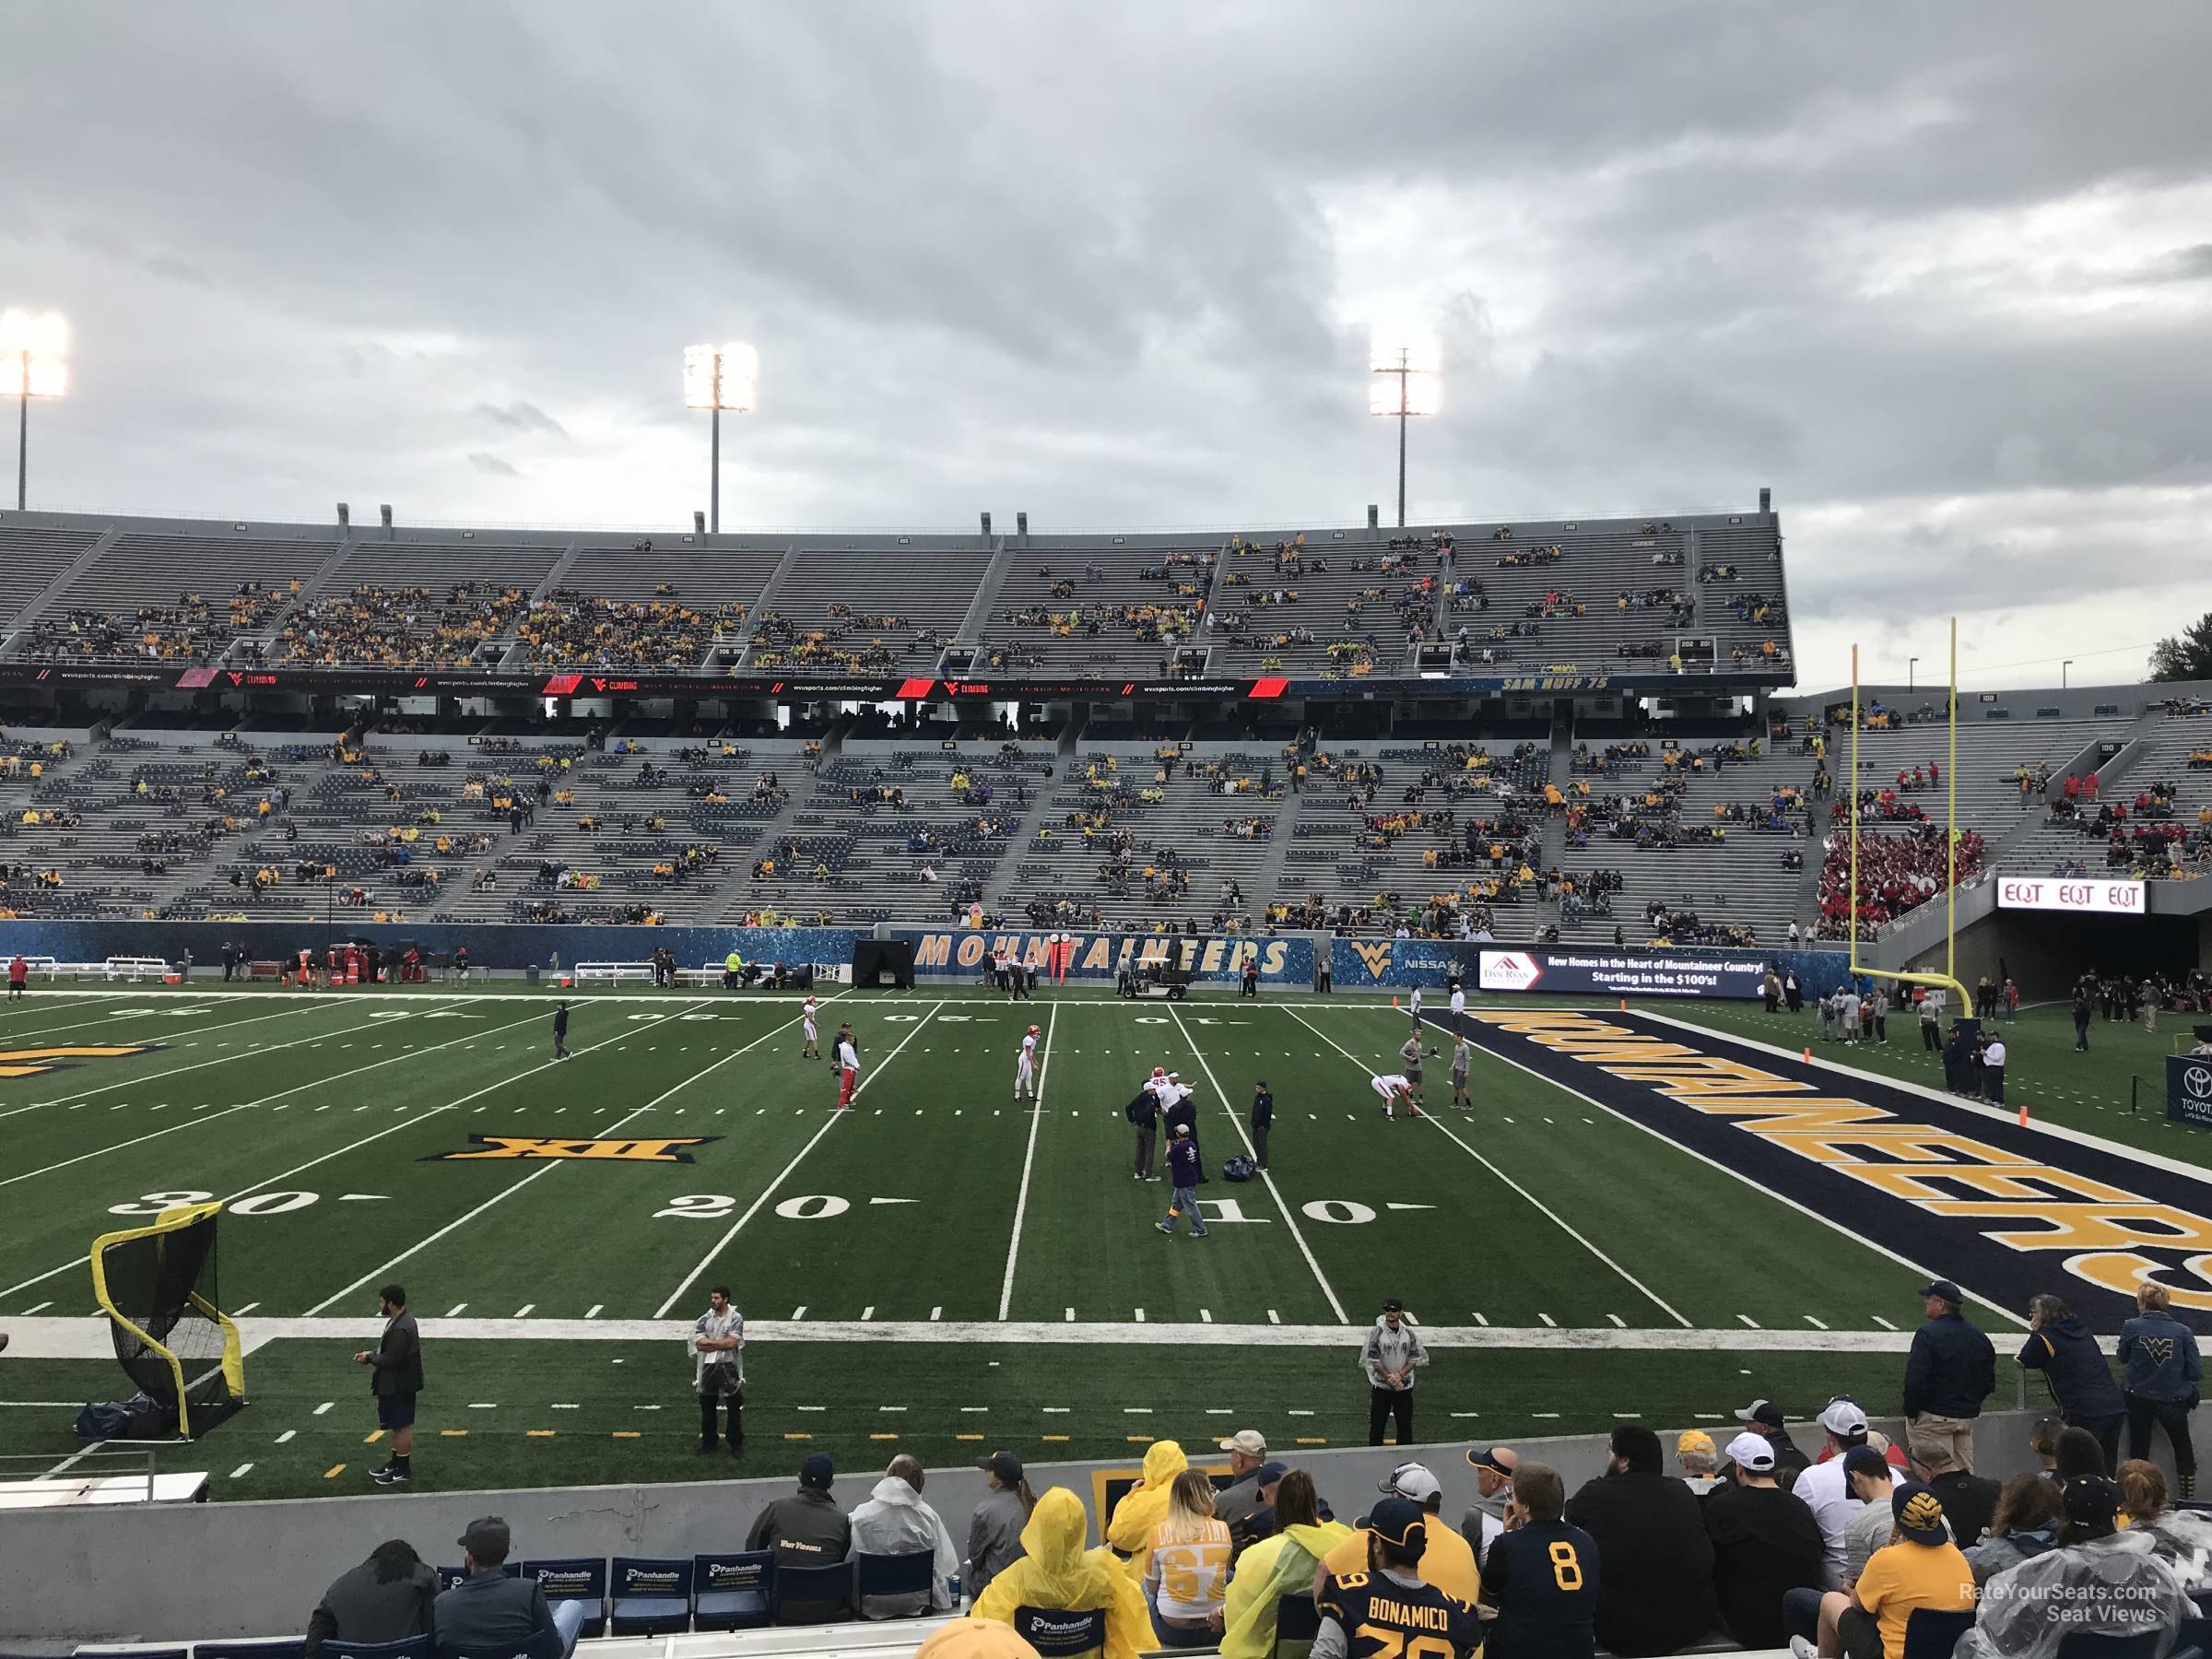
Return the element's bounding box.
[89,1201,246,1437]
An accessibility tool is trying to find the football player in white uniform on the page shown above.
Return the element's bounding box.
[1371,1073,1422,1120]
[1015,1023,1040,1100]
[801,994,820,1060]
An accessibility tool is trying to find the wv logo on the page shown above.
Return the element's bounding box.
[1349,941,1396,981]
[0,1043,158,1079]
[428,1135,719,1164]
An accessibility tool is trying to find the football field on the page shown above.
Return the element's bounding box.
[1,982,2193,1500]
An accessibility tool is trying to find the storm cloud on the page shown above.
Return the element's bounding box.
[2,2,2206,688]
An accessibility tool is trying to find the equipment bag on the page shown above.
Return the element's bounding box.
[76,1399,135,1441]
[1221,1155,1255,1182]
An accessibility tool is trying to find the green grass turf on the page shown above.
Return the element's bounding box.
[0,1343,1954,1503]
[0,980,2113,1500]
[1624,998,2206,1163]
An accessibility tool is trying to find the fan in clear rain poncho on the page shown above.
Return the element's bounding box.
[1954,1477,2197,1659]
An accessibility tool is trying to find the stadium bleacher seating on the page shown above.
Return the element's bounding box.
[23,503,2207,945]
[15,529,338,663]
[6,693,2208,941]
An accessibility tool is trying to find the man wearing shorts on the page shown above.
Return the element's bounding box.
[1399,1034,1428,1106]
[354,1283,423,1487]
[1450,1035,1473,1109]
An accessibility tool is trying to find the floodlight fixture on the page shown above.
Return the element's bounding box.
[0,309,69,512]
[1370,329,1440,529]
[684,342,757,535]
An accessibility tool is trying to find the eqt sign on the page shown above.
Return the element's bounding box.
[1996,877,2147,915]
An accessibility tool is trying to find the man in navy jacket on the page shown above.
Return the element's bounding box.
[1902,1279,1996,1471]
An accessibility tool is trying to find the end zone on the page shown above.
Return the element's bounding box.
[1443,1005,2212,1329]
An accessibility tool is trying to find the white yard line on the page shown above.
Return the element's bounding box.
[299,996,743,1315]
[0,1312,1975,1358]
[11,999,355,1108]
[1438,1006,2036,1333]
[1635,1004,2212,1188]
[0,1001,576,1304]
[1169,1003,1347,1324]
[995,1003,1057,1321]
[0,998,477,1196]
[0,993,331,1058]
[653,998,944,1318]
[1284,1005,1692,1328]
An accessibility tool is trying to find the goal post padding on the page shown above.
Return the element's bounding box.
[88,1200,246,1438]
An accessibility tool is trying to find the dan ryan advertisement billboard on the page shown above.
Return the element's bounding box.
[1477,947,1771,1000]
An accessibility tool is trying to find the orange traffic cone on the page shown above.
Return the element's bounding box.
[1392,996,1400,1008]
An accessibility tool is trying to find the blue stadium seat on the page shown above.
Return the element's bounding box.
[1015,1606,1108,1658]
[1902,1606,1975,1659]
[437,1564,522,1594]
[2053,1634,2160,1659]
[691,1550,774,1631]
[197,1643,308,1659]
[324,1640,432,1659]
[771,1560,855,1625]
[518,1558,607,1640]
[443,1630,568,1659]
[1274,1594,1322,1659]
[609,1556,695,1637]
[853,1549,938,1618]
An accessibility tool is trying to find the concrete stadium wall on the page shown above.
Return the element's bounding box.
[1905,908,2205,999]
[0,1412,2069,1643]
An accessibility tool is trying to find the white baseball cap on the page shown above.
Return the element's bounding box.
[1725,1431,1777,1472]
[1379,1462,1442,1503]
[1218,1430,1267,1457]
[1819,1398,1870,1437]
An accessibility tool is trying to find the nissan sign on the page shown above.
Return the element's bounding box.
[1996,877,2147,915]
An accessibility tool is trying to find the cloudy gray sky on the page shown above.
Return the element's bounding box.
[4,3,2208,691]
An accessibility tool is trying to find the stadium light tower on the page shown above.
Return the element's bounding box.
[682,342,757,534]
[0,310,68,512]
[1370,330,1439,529]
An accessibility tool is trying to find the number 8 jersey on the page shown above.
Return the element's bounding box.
[1479,1518,1600,1659]
[1316,1569,1482,1659]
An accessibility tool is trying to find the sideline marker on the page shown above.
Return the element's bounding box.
[1802,1047,1811,1062]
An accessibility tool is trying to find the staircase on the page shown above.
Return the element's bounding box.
[977,722,1081,919]
[0,524,125,654]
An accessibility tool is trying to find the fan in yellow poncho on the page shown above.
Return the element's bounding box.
[1104,1440,1189,1573]
[971,1487,1153,1659]
[1219,1513,1351,1659]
